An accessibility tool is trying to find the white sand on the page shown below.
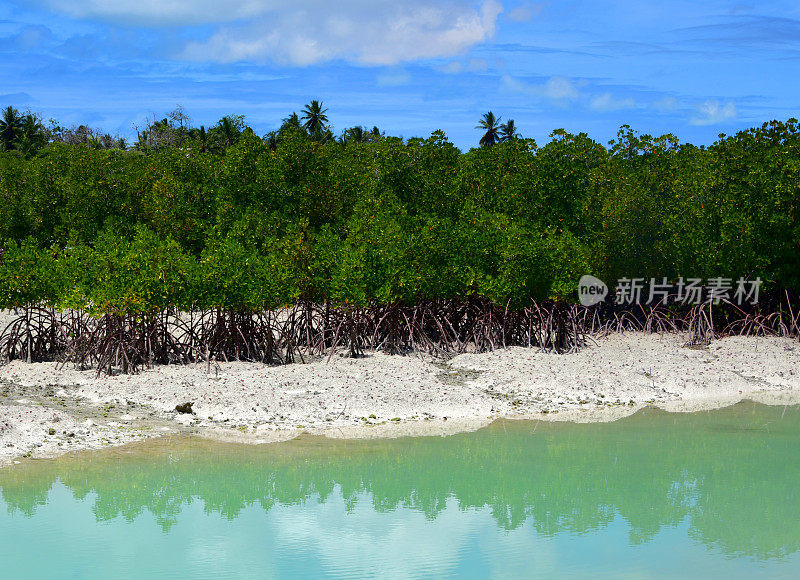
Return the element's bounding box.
[1,331,799,465]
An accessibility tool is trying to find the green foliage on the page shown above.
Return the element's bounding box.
[493,227,589,306]
[1,111,799,315]
[80,227,194,315]
[196,223,304,310]
[0,239,57,308]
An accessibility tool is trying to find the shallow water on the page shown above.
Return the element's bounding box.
[2,402,799,578]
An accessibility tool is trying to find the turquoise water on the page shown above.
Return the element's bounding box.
[1,402,799,578]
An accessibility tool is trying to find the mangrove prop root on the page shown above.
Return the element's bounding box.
[1,292,798,374]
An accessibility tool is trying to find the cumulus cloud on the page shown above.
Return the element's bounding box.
[589,92,635,112]
[467,57,489,71]
[506,1,546,22]
[441,61,465,73]
[690,99,737,125]
[653,96,679,111]
[543,76,579,100]
[39,0,503,66]
[502,74,580,103]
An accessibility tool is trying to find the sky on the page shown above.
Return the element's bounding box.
[0,0,798,150]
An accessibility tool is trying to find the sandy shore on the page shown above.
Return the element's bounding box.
[1,331,799,466]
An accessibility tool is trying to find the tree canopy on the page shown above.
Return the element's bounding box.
[1,103,798,316]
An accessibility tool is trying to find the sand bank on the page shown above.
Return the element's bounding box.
[2,332,799,465]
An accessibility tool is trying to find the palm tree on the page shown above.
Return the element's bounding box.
[264,113,304,150]
[88,134,104,150]
[189,126,210,152]
[341,126,367,145]
[301,100,329,140]
[281,112,302,132]
[14,133,37,157]
[500,119,520,142]
[0,106,22,150]
[14,114,46,156]
[476,111,501,147]
[213,116,241,149]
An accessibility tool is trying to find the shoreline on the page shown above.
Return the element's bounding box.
[2,331,799,466]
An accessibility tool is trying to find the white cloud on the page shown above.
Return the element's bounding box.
[440,57,489,74]
[653,96,679,111]
[467,57,489,72]
[502,74,580,103]
[441,61,464,74]
[690,99,737,125]
[38,0,270,26]
[507,1,546,22]
[589,92,635,112]
[543,76,579,100]
[41,0,504,66]
[377,69,411,87]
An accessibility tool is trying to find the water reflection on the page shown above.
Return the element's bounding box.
[1,403,799,576]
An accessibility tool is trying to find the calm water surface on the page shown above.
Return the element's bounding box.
[1,402,799,578]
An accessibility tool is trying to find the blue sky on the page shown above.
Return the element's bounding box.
[1,0,798,149]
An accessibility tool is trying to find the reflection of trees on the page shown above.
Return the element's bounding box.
[1,404,798,558]
[0,476,50,518]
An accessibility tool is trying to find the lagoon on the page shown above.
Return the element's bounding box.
[1,402,799,578]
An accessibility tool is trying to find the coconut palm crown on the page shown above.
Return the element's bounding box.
[476,111,501,147]
[301,100,330,139]
[500,119,520,142]
[0,105,22,150]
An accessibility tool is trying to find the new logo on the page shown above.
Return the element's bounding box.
[578,275,608,306]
